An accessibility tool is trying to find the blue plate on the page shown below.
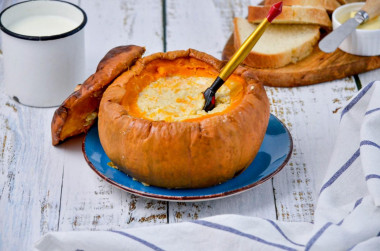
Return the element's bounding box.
[83,114,293,201]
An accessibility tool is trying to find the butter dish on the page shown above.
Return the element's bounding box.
[332,2,380,56]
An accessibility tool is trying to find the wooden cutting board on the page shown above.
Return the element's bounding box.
[222,34,380,87]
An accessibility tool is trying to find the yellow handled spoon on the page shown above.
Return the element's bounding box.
[203,1,283,112]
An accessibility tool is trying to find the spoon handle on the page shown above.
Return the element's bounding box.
[219,2,283,82]
[202,2,283,112]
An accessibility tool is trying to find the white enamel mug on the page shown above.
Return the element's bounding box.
[0,0,87,107]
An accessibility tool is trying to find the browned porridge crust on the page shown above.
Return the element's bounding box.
[51,45,145,145]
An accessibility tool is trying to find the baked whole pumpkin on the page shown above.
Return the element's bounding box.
[52,46,270,189]
[98,49,270,188]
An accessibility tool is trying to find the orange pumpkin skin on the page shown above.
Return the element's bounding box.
[51,45,145,145]
[98,49,270,188]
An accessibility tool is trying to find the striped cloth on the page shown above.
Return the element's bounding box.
[35,81,380,251]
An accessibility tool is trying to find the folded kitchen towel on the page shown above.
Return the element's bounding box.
[35,81,380,251]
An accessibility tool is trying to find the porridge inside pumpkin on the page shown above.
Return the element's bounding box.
[121,58,245,122]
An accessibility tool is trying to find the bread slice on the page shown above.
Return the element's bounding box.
[264,0,341,13]
[338,0,365,3]
[264,0,323,8]
[322,0,341,12]
[248,5,332,28]
[233,17,320,68]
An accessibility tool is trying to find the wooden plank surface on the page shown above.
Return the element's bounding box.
[0,95,65,249]
[0,1,72,249]
[0,0,165,249]
[164,0,359,224]
[267,79,358,222]
[1,0,378,250]
[358,68,380,88]
[166,0,277,223]
[82,0,164,77]
[57,0,168,232]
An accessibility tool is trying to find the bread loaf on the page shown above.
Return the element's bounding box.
[234,17,320,68]
[264,0,323,8]
[337,0,365,4]
[322,0,341,12]
[264,0,341,12]
[248,5,332,28]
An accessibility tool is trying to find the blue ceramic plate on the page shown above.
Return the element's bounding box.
[83,114,292,201]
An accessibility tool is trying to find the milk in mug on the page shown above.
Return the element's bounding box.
[8,15,79,36]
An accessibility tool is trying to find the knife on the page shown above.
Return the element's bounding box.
[319,0,380,53]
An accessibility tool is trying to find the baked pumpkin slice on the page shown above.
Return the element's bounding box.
[98,49,270,189]
[51,45,145,145]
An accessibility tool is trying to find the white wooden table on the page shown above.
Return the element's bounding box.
[1,0,379,250]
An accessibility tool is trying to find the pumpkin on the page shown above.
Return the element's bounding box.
[51,45,145,145]
[98,49,269,188]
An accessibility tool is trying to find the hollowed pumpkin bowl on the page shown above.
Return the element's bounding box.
[98,49,270,188]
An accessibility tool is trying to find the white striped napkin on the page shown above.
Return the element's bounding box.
[35,81,380,251]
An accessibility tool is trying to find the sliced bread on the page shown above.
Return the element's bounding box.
[264,0,323,8]
[233,17,320,68]
[322,0,341,12]
[338,0,365,3]
[248,5,332,28]
[264,0,341,12]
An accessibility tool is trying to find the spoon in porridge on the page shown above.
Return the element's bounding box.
[202,1,283,112]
